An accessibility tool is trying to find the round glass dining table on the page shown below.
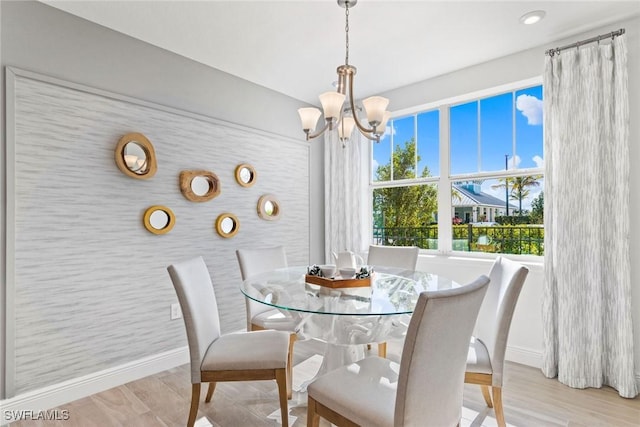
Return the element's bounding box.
[241,265,461,388]
[242,265,459,313]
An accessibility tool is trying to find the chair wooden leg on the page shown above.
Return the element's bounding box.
[480,385,493,408]
[187,383,201,427]
[492,386,505,427]
[307,396,320,427]
[377,342,387,358]
[205,382,216,403]
[287,333,297,399]
[275,368,289,427]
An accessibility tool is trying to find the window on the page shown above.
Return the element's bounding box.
[370,80,544,256]
[372,110,440,249]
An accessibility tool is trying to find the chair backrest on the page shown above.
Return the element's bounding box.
[167,256,221,383]
[395,275,490,427]
[236,246,288,330]
[367,245,419,271]
[474,256,529,386]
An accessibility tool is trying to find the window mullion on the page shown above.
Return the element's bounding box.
[414,114,418,179]
[438,106,452,253]
[390,119,394,180]
[477,100,482,172]
[512,91,516,167]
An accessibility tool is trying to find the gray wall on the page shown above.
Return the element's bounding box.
[382,16,640,381]
[0,1,325,398]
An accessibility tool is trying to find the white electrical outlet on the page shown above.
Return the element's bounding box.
[170,303,182,320]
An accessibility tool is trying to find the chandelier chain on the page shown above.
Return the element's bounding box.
[345,6,350,65]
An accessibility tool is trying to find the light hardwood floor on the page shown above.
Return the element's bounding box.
[10,339,640,427]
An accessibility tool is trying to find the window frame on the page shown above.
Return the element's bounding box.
[368,76,544,260]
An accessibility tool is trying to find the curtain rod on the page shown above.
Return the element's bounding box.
[545,28,625,56]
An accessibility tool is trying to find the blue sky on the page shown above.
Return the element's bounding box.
[372,85,544,209]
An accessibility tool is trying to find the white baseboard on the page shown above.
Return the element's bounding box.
[505,344,542,368]
[1,347,189,424]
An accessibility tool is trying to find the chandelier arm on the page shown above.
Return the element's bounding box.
[306,120,331,140]
[347,74,376,135]
[360,130,381,142]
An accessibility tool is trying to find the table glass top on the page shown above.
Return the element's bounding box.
[241,266,459,316]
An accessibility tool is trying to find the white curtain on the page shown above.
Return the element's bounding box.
[542,36,637,398]
[324,131,368,263]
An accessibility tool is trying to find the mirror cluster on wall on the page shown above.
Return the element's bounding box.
[257,194,281,221]
[143,205,175,235]
[114,132,157,179]
[215,213,240,238]
[235,163,257,187]
[179,170,221,202]
[115,134,280,237]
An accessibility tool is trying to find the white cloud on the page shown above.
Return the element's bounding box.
[516,94,543,125]
[533,155,544,168]
[372,159,379,171]
[508,155,521,169]
[481,181,505,201]
[379,125,393,140]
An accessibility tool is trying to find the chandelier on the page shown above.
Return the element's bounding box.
[298,0,391,145]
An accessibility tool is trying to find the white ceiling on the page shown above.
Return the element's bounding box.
[41,1,639,105]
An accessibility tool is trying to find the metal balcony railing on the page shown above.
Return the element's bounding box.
[372,224,544,255]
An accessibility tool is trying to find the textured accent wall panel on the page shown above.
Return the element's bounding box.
[8,70,309,394]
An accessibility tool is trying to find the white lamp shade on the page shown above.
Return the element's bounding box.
[338,117,356,140]
[319,92,346,121]
[298,107,322,131]
[375,111,391,135]
[362,96,389,126]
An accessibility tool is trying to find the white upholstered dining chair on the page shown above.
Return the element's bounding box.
[366,244,420,357]
[236,246,300,398]
[307,274,490,427]
[465,256,529,427]
[367,244,420,271]
[168,256,290,427]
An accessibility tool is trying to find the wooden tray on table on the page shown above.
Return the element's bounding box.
[305,274,371,289]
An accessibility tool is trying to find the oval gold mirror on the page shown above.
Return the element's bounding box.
[115,133,158,179]
[179,170,221,202]
[143,205,175,235]
[257,194,281,221]
[215,213,239,238]
[235,164,257,187]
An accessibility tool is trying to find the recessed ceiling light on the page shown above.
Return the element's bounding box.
[520,10,546,25]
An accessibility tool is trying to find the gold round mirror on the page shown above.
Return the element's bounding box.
[143,205,175,235]
[257,194,281,221]
[115,133,158,179]
[179,170,221,202]
[235,164,257,187]
[215,213,239,238]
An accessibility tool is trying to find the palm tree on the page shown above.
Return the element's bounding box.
[492,176,542,215]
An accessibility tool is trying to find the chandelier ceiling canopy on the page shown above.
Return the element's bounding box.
[298,0,391,145]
